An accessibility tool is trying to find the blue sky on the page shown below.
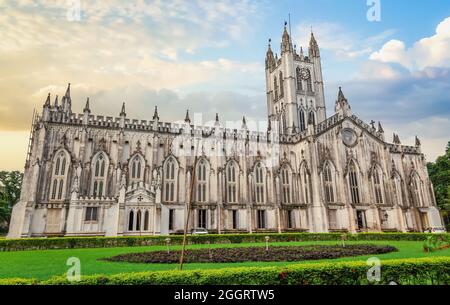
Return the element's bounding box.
[0,0,450,170]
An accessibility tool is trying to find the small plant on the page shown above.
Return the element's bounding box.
[341,233,348,247]
[423,235,450,252]
[165,238,171,254]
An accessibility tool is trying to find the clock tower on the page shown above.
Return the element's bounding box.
[265,24,326,134]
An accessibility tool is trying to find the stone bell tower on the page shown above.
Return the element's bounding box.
[266,24,326,134]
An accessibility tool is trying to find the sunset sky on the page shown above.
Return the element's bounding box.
[1,0,450,171]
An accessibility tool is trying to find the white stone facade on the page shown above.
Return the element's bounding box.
[7,26,443,238]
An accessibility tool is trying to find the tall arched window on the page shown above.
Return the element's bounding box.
[144,210,149,231]
[226,161,238,203]
[393,173,404,206]
[323,162,335,203]
[411,174,423,207]
[50,149,70,201]
[308,111,315,126]
[298,109,306,131]
[254,163,265,204]
[164,157,178,203]
[306,71,313,92]
[136,210,141,231]
[300,164,311,204]
[348,161,361,204]
[92,152,109,198]
[279,71,284,97]
[296,67,303,91]
[128,210,134,231]
[196,159,208,203]
[129,154,145,188]
[372,166,384,204]
[281,166,291,204]
[274,76,279,100]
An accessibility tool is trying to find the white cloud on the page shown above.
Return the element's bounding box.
[370,16,450,70]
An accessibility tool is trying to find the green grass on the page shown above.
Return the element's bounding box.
[0,240,449,280]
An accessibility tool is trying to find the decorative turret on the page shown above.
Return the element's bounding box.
[54,95,59,109]
[153,106,160,121]
[335,87,351,116]
[83,98,90,125]
[281,22,293,54]
[184,110,191,124]
[44,93,51,107]
[265,39,276,70]
[378,121,384,133]
[309,31,320,58]
[119,102,126,129]
[83,98,91,113]
[241,116,247,129]
[415,136,421,147]
[214,113,220,126]
[393,133,401,145]
[62,83,72,113]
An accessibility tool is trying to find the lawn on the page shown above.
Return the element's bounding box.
[0,240,448,280]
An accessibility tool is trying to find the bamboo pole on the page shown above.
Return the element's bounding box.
[179,140,199,271]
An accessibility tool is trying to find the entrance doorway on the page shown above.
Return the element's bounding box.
[356,210,367,230]
[420,211,429,231]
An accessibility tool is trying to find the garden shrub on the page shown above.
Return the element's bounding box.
[0,232,448,252]
[0,257,448,285]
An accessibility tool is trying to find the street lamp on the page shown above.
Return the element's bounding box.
[265,236,270,252]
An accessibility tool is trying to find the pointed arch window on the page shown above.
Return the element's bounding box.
[92,153,108,198]
[226,162,238,203]
[306,71,313,92]
[50,150,69,201]
[323,162,335,204]
[164,157,178,202]
[281,166,291,204]
[298,109,306,131]
[348,161,361,204]
[296,67,303,91]
[301,165,311,204]
[372,167,384,204]
[129,154,145,189]
[393,173,404,206]
[411,174,423,207]
[279,71,284,97]
[196,159,208,203]
[128,210,134,231]
[308,111,316,126]
[274,76,279,100]
[255,163,265,204]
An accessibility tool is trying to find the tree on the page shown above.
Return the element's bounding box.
[0,171,23,230]
[427,142,450,230]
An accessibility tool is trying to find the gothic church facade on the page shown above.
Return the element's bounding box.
[8,26,443,238]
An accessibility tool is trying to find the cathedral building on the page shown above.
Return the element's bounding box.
[7,26,443,238]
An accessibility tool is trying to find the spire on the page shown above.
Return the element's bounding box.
[281,22,293,54]
[378,121,384,133]
[265,38,275,70]
[64,83,71,98]
[185,110,191,123]
[153,106,159,121]
[83,97,90,113]
[242,116,247,129]
[309,31,320,57]
[120,102,126,116]
[214,113,220,126]
[393,133,401,145]
[337,86,346,102]
[415,136,421,147]
[54,95,59,108]
[44,93,51,106]
[335,87,351,116]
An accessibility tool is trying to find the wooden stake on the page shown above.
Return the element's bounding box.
[179,141,199,271]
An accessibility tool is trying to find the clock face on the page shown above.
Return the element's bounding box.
[300,68,310,80]
[341,128,358,147]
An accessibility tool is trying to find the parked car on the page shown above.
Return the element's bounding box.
[424,227,447,234]
[191,228,208,235]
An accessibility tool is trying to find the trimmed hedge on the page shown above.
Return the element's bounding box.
[0,257,448,285]
[1,233,449,252]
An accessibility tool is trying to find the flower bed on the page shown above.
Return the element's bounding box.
[103,244,397,264]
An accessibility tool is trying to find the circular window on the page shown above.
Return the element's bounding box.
[342,128,358,147]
